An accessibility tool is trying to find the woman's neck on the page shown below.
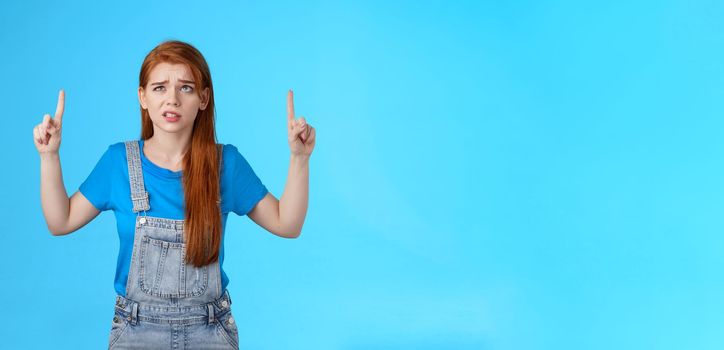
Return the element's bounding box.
[144,131,191,171]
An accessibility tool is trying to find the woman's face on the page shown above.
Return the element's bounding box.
[138,62,209,136]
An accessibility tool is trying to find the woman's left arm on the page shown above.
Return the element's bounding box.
[247,90,315,238]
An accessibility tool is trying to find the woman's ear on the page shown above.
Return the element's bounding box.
[199,87,210,110]
[138,87,147,109]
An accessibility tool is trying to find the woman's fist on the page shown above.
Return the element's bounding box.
[287,89,316,157]
[33,89,65,155]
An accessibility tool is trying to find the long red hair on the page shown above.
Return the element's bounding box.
[138,40,221,267]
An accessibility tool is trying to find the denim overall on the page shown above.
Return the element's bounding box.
[108,140,239,349]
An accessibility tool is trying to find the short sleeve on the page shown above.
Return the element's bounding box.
[227,145,269,216]
[79,145,115,211]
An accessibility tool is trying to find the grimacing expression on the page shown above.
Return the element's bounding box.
[138,62,209,134]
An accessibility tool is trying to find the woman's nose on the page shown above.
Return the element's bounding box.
[166,91,180,106]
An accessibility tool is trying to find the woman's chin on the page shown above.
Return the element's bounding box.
[152,123,192,134]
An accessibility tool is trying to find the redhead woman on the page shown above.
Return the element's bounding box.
[33,40,316,349]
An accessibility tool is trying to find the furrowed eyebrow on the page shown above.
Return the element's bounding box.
[150,79,196,86]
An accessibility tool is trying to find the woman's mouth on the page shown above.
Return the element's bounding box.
[163,112,180,122]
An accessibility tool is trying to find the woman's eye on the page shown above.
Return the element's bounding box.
[152,85,193,92]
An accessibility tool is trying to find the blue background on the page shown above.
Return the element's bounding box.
[2,0,723,349]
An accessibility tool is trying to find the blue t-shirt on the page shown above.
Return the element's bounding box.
[79,139,268,297]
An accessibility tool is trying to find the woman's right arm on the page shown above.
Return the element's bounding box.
[35,90,100,236]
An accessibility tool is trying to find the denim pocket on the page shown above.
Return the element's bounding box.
[108,312,129,349]
[139,235,209,298]
[215,310,239,350]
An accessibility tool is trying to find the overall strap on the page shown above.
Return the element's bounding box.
[124,140,151,213]
[217,144,223,172]
[123,141,222,212]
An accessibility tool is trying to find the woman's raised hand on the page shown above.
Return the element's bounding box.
[33,89,65,155]
[287,89,316,157]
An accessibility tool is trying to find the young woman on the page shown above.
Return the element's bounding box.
[33,40,316,349]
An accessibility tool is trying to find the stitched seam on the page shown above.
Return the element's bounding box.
[109,316,130,349]
[216,321,238,349]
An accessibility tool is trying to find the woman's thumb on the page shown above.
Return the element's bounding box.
[293,123,307,138]
[47,123,58,134]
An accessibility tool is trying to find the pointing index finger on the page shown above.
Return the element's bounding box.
[287,89,295,122]
[55,89,65,124]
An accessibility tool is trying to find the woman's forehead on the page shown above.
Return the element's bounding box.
[149,62,193,82]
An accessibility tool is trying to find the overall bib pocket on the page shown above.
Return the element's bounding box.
[138,235,209,298]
